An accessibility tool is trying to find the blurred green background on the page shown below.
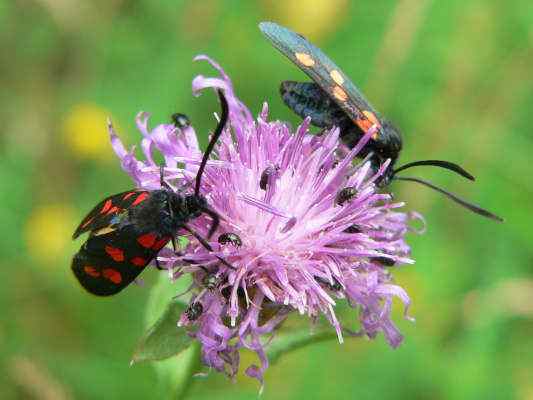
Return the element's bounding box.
[2,0,532,398]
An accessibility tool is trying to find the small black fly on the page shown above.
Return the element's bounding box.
[336,187,357,206]
[185,302,204,321]
[260,165,280,190]
[171,113,191,129]
[218,232,243,247]
[314,276,342,291]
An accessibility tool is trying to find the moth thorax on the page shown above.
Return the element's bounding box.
[183,194,207,218]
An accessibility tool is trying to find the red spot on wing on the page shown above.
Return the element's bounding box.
[81,217,94,229]
[106,206,120,215]
[123,191,136,200]
[137,233,157,248]
[101,199,113,214]
[105,246,125,262]
[132,192,149,206]
[356,111,381,139]
[152,237,170,250]
[84,266,100,277]
[131,257,147,267]
[356,118,374,132]
[103,268,122,284]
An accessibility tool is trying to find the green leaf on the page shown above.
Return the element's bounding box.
[131,298,193,365]
[137,273,201,398]
[152,342,201,399]
[267,327,338,365]
[144,272,190,329]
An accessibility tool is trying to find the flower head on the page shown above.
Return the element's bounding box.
[109,56,423,385]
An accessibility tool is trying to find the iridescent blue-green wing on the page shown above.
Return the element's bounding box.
[259,21,383,135]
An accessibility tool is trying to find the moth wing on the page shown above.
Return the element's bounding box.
[73,190,150,239]
[259,22,381,130]
[71,225,172,296]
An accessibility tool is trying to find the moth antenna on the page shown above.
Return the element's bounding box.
[195,90,229,196]
[392,160,475,181]
[394,176,503,222]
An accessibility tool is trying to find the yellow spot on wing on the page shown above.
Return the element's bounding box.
[363,110,379,125]
[332,85,348,101]
[330,70,344,85]
[93,226,116,236]
[356,111,381,139]
[295,52,315,67]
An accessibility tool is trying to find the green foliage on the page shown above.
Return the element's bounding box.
[131,299,192,365]
[140,275,200,399]
[266,327,338,366]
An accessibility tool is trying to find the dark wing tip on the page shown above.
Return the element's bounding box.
[487,213,505,223]
[72,227,83,240]
[71,255,124,297]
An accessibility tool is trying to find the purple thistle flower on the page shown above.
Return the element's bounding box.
[109,55,424,385]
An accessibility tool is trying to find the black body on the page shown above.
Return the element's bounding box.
[171,113,191,128]
[218,232,242,247]
[343,224,362,234]
[280,82,350,131]
[335,187,357,206]
[259,22,402,180]
[71,90,231,296]
[260,21,502,222]
[185,302,204,321]
[71,190,210,296]
[259,165,280,190]
[314,276,342,291]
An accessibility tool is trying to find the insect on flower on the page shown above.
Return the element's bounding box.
[218,232,242,247]
[177,265,225,324]
[109,54,423,383]
[71,91,232,296]
[185,302,204,321]
[259,22,502,222]
[259,165,280,190]
[171,112,191,129]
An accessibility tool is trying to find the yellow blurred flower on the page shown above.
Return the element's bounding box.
[62,103,115,161]
[25,204,75,266]
[262,0,349,40]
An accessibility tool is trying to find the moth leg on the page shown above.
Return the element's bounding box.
[181,224,235,270]
[200,206,220,239]
[161,167,179,254]
[181,224,213,251]
[171,236,177,252]
[160,164,173,191]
